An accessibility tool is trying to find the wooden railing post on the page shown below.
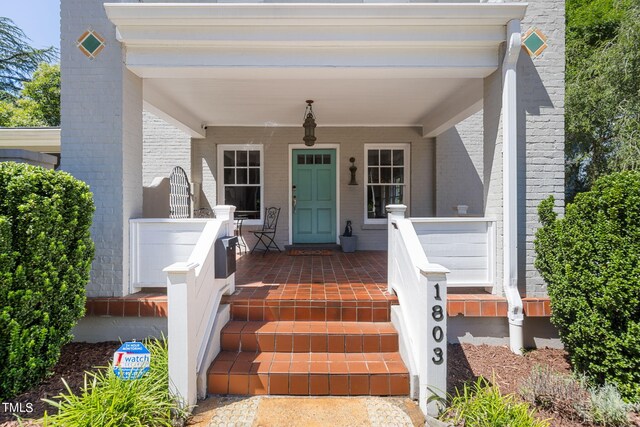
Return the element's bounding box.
[386,204,407,295]
[420,270,448,416]
[164,262,198,409]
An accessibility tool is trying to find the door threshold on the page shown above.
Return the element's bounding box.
[285,243,341,251]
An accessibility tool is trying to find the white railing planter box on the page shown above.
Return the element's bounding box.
[130,218,213,291]
[411,218,496,288]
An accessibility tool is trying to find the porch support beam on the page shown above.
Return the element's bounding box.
[421,80,483,138]
[502,19,524,355]
[143,93,206,139]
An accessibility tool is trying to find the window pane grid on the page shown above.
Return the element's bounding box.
[222,149,262,220]
[366,147,406,220]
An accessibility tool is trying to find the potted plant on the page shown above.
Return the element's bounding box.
[339,220,358,252]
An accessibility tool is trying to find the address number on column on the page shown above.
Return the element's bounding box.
[432,283,444,365]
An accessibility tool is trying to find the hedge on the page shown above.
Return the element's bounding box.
[0,162,94,399]
[534,171,640,402]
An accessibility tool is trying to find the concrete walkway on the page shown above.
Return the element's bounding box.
[188,396,425,427]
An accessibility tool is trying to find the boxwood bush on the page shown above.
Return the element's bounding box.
[535,171,640,402]
[0,162,94,399]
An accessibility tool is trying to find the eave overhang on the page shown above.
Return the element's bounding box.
[104,3,527,135]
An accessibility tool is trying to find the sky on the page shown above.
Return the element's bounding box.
[2,1,61,50]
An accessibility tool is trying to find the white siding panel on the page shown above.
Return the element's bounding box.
[412,219,495,287]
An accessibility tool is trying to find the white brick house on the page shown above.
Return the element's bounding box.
[59,0,564,413]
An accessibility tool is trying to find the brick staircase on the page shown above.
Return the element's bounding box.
[207,283,410,396]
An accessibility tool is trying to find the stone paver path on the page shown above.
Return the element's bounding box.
[188,396,424,427]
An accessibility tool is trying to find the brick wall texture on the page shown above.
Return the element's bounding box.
[142,111,191,186]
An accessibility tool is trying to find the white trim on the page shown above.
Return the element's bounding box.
[363,143,410,224]
[216,144,264,226]
[288,144,341,245]
[105,3,528,27]
[0,128,61,153]
[105,3,527,81]
[410,217,498,223]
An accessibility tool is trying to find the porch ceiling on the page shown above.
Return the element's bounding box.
[105,2,527,138]
[143,76,480,129]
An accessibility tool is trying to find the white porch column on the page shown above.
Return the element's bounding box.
[502,19,524,354]
[386,204,407,295]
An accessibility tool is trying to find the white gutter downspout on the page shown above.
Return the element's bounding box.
[502,19,524,355]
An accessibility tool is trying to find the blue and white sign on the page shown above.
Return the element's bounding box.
[113,341,151,380]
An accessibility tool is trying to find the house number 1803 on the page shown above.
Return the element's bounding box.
[431,283,444,365]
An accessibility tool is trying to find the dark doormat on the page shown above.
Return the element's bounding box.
[287,248,335,256]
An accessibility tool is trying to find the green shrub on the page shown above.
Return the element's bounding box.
[441,377,549,427]
[0,162,94,399]
[535,171,640,401]
[42,338,189,427]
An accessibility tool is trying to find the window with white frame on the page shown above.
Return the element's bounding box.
[217,145,263,223]
[364,144,410,223]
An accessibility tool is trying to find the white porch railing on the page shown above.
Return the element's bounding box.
[129,218,212,291]
[163,205,236,408]
[387,205,448,416]
[411,218,496,288]
[130,206,235,409]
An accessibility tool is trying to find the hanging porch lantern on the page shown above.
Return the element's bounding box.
[303,100,317,146]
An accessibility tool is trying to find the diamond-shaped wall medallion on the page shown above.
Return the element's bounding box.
[522,28,548,58]
[77,30,105,59]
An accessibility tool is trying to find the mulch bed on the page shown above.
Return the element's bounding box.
[1,342,637,426]
[0,342,119,426]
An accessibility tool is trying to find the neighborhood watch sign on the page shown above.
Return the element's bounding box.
[113,341,151,380]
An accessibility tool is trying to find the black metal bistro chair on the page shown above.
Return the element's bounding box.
[251,207,281,254]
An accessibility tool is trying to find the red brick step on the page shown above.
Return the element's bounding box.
[207,351,410,396]
[226,299,394,322]
[220,321,399,353]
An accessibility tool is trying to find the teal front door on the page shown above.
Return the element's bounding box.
[292,149,337,244]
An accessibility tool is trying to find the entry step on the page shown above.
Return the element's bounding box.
[207,351,409,396]
[221,321,399,353]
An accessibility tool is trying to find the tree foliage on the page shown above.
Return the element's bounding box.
[534,171,640,401]
[566,1,640,199]
[0,17,57,100]
[0,63,60,127]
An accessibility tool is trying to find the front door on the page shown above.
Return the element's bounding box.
[292,149,336,244]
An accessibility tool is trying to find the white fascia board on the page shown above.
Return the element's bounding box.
[115,25,506,48]
[130,66,496,80]
[104,3,528,27]
[124,46,499,70]
[422,80,483,137]
[0,128,61,152]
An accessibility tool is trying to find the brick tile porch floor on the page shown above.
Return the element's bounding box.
[225,251,397,323]
[234,250,389,293]
[84,250,550,319]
